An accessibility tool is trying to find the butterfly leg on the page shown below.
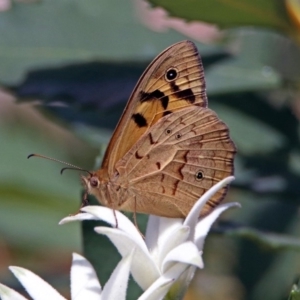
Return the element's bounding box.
[113,208,119,228]
[68,191,89,216]
[81,191,89,208]
[133,197,145,238]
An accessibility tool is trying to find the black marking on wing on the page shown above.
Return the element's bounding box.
[140,90,169,109]
[132,113,148,127]
[135,151,143,159]
[170,82,180,92]
[163,110,172,117]
[160,95,169,109]
[170,82,195,103]
[148,132,158,145]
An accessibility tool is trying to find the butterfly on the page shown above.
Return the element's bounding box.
[81,40,236,218]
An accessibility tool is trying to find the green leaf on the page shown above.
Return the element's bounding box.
[0,0,218,84]
[147,0,292,31]
[0,100,93,251]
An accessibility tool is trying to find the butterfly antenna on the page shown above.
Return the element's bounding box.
[27,153,92,176]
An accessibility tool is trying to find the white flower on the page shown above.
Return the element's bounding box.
[60,175,239,299]
[0,176,239,300]
[0,251,133,300]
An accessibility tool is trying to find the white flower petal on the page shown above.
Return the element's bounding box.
[101,250,134,300]
[145,216,182,249]
[146,216,183,264]
[195,202,241,250]
[95,226,160,290]
[59,212,96,224]
[144,215,160,249]
[184,176,235,239]
[162,242,203,273]
[0,283,28,300]
[139,262,190,300]
[9,267,66,300]
[158,226,190,268]
[81,206,146,250]
[170,265,197,297]
[71,253,102,300]
[161,263,191,288]
[137,278,174,300]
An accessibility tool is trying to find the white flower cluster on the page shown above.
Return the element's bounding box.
[0,176,239,300]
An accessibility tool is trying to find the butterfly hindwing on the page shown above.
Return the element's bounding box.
[115,106,236,217]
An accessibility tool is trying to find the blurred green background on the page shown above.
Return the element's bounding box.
[1,0,300,299]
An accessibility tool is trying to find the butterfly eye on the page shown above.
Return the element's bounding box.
[90,176,99,188]
[195,171,203,180]
[165,68,178,82]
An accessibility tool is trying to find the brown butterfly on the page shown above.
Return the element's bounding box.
[81,40,236,218]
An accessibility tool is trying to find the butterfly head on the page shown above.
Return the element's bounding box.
[81,169,111,206]
[82,173,99,189]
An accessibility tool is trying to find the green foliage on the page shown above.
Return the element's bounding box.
[1,0,300,299]
[148,0,292,31]
[0,0,214,84]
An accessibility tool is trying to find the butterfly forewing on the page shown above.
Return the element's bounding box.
[102,41,207,175]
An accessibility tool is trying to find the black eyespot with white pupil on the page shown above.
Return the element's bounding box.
[166,129,172,134]
[195,171,203,180]
[176,133,182,139]
[165,68,178,82]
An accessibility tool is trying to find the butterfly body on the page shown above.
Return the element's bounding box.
[83,41,236,218]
